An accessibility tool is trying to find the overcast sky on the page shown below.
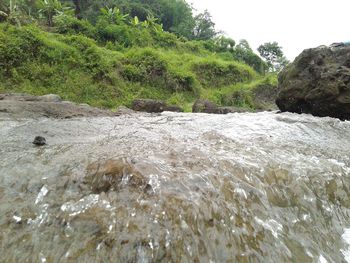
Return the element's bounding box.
[188,0,350,60]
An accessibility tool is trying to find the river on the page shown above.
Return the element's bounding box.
[1,111,350,262]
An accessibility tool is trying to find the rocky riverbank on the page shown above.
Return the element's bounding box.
[0,93,277,119]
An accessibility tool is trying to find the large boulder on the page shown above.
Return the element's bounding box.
[276,43,350,120]
[131,99,183,113]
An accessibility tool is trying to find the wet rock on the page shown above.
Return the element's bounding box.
[33,136,46,146]
[115,106,135,115]
[216,107,250,114]
[276,44,350,120]
[85,159,147,193]
[132,99,183,113]
[192,99,248,114]
[163,105,183,112]
[192,99,218,113]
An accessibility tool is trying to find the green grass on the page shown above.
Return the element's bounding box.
[201,75,278,109]
[0,23,276,111]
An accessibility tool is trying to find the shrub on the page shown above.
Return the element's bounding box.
[180,40,204,53]
[192,59,255,88]
[54,15,96,38]
[232,47,268,74]
[166,70,197,92]
[121,49,198,92]
[98,23,133,47]
[121,49,168,85]
[152,30,179,48]
[222,89,254,108]
[0,25,43,75]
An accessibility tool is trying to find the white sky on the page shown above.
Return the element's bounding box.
[188,0,350,60]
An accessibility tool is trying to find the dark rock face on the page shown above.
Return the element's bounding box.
[192,99,249,114]
[276,44,350,120]
[131,99,183,113]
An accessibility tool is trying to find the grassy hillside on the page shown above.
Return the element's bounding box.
[0,20,276,111]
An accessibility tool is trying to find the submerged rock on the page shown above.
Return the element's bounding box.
[276,44,350,120]
[131,99,183,113]
[84,158,147,193]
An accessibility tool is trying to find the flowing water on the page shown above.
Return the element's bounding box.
[0,111,350,263]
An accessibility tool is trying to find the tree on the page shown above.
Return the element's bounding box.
[233,39,268,74]
[257,42,289,72]
[213,36,235,52]
[0,0,22,25]
[62,0,196,39]
[157,0,194,39]
[237,39,252,51]
[37,0,64,26]
[71,0,81,19]
[99,7,128,25]
[192,10,217,40]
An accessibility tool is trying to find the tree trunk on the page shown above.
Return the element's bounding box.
[72,0,82,19]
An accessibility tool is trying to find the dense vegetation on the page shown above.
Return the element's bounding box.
[0,0,284,111]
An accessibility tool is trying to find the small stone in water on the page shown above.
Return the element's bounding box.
[33,136,46,146]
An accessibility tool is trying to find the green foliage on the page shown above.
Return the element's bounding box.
[0,0,34,26]
[0,25,43,75]
[154,0,195,39]
[122,49,167,84]
[201,74,278,109]
[192,10,217,40]
[257,41,289,72]
[0,0,282,112]
[54,14,95,37]
[213,36,235,52]
[121,48,196,92]
[192,58,256,88]
[99,7,128,25]
[233,39,268,74]
[36,0,65,26]
[79,0,195,39]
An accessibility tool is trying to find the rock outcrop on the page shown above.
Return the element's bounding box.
[192,99,249,114]
[131,99,183,113]
[0,93,117,118]
[276,44,350,120]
